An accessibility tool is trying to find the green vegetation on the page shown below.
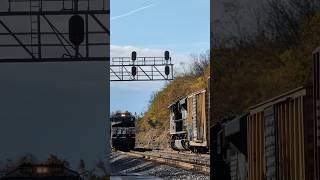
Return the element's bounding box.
[212,3,320,122]
[136,53,210,149]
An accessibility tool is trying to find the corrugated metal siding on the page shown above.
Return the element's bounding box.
[248,87,316,180]
[187,96,193,141]
[206,79,210,148]
[248,111,265,180]
[187,90,208,145]
[196,92,206,141]
[313,49,320,180]
[275,97,305,180]
[303,87,315,180]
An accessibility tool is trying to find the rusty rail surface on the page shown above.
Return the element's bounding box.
[117,150,210,174]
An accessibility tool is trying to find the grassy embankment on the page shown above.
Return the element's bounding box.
[136,54,210,149]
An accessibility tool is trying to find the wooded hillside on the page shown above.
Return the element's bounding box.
[136,53,210,149]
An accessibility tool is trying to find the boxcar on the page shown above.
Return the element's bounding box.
[247,86,316,180]
[169,89,210,152]
[210,48,320,180]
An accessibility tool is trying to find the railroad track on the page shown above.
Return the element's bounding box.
[116,149,210,174]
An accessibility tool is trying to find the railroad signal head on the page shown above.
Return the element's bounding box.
[165,65,170,76]
[69,15,84,46]
[132,66,137,76]
[165,51,170,60]
[131,51,137,61]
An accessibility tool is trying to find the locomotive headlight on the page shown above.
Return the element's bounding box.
[36,166,49,174]
[121,114,126,117]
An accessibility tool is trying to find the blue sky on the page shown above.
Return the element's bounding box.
[110,0,210,114]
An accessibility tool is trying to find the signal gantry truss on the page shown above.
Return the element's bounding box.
[110,55,174,81]
[0,0,109,62]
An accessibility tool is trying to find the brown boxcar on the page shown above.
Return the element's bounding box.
[169,89,210,152]
[247,86,316,180]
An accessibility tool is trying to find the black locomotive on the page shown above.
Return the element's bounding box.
[110,112,135,151]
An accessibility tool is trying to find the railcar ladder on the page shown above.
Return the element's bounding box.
[29,0,41,58]
[192,96,197,141]
[229,153,238,180]
[264,106,276,180]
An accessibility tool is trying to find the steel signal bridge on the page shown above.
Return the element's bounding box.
[0,0,109,62]
[111,51,174,81]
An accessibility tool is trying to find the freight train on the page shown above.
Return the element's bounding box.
[110,112,135,151]
[212,87,317,180]
[210,48,320,180]
[169,89,210,153]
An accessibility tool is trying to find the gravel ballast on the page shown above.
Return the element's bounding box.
[110,152,210,180]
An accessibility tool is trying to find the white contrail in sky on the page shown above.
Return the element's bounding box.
[111,4,155,21]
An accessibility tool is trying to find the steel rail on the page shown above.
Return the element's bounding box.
[117,150,210,174]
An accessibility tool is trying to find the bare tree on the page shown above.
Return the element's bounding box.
[46,154,70,167]
[78,159,86,176]
[189,51,210,77]
[17,154,37,165]
[265,0,320,45]
[96,159,109,178]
